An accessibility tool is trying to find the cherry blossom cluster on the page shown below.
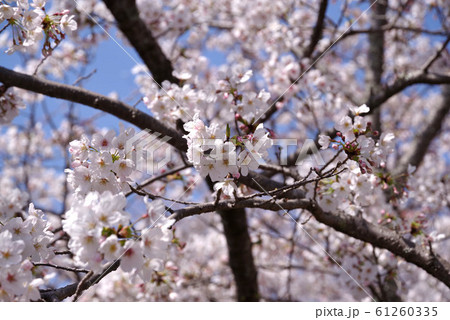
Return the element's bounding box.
[0,203,54,301]
[140,80,208,123]
[0,0,77,55]
[0,177,29,222]
[315,105,396,213]
[66,128,135,196]
[136,65,272,127]
[78,260,181,301]
[216,67,272,123]
[319,104,395,171]
[0,87,25,124]
[335,241,398,300]
[183,113,272,186]
[62,191,173,281]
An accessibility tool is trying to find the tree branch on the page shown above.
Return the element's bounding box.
[169,198,311,221]
[103,0,179,85]
[394,85,450,175]
[219,208,259,301]
[32,263,89,274]
[308,204,450,289]
[365,0,387,133]
[343,26,450,38]
[367,72,450,113]
[238,172,305,198]
[39,260,120,302]
[203,177,259,301]
[170,198,450,288]
[423,36,450,73]
[303,0,328,58]
[0,66,187,151]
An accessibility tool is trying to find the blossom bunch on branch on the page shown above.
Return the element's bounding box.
[0,0,77,55]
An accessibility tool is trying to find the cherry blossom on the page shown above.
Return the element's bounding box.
[0,1,78,56]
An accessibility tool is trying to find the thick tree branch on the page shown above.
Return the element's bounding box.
[303,0,328,58]
[0,66,187,151]
[309,204,450,289]
[169,198,311,221]
[103,0,179,85]
[170,198,450,288]
[204,177,259,301]
[365,0,387,133]
[219,208,259,301]
[367,72,450,113]
[39,260,120,302]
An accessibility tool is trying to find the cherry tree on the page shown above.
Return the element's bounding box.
[0,0,449,302]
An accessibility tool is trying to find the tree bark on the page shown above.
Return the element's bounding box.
[365,0,387,133]
[205,177,259,301]
[219,208,259,301]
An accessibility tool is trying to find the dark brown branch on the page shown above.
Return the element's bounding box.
[103,0,179,85]
[0,66,187,151]
[73,271,94,302]
[308,204,450,289]
[39,260,120,302]
[367,72,450,113]
[303,0,328,58]
[204,177,259,301]
[170,198,450,288]
[365,0,387,133]
[32,263,89,274]
[423,36,450,73]
[285,73,450,166]
[239,172,305,198]
[219,208,259,301]
[169,198,311,221]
